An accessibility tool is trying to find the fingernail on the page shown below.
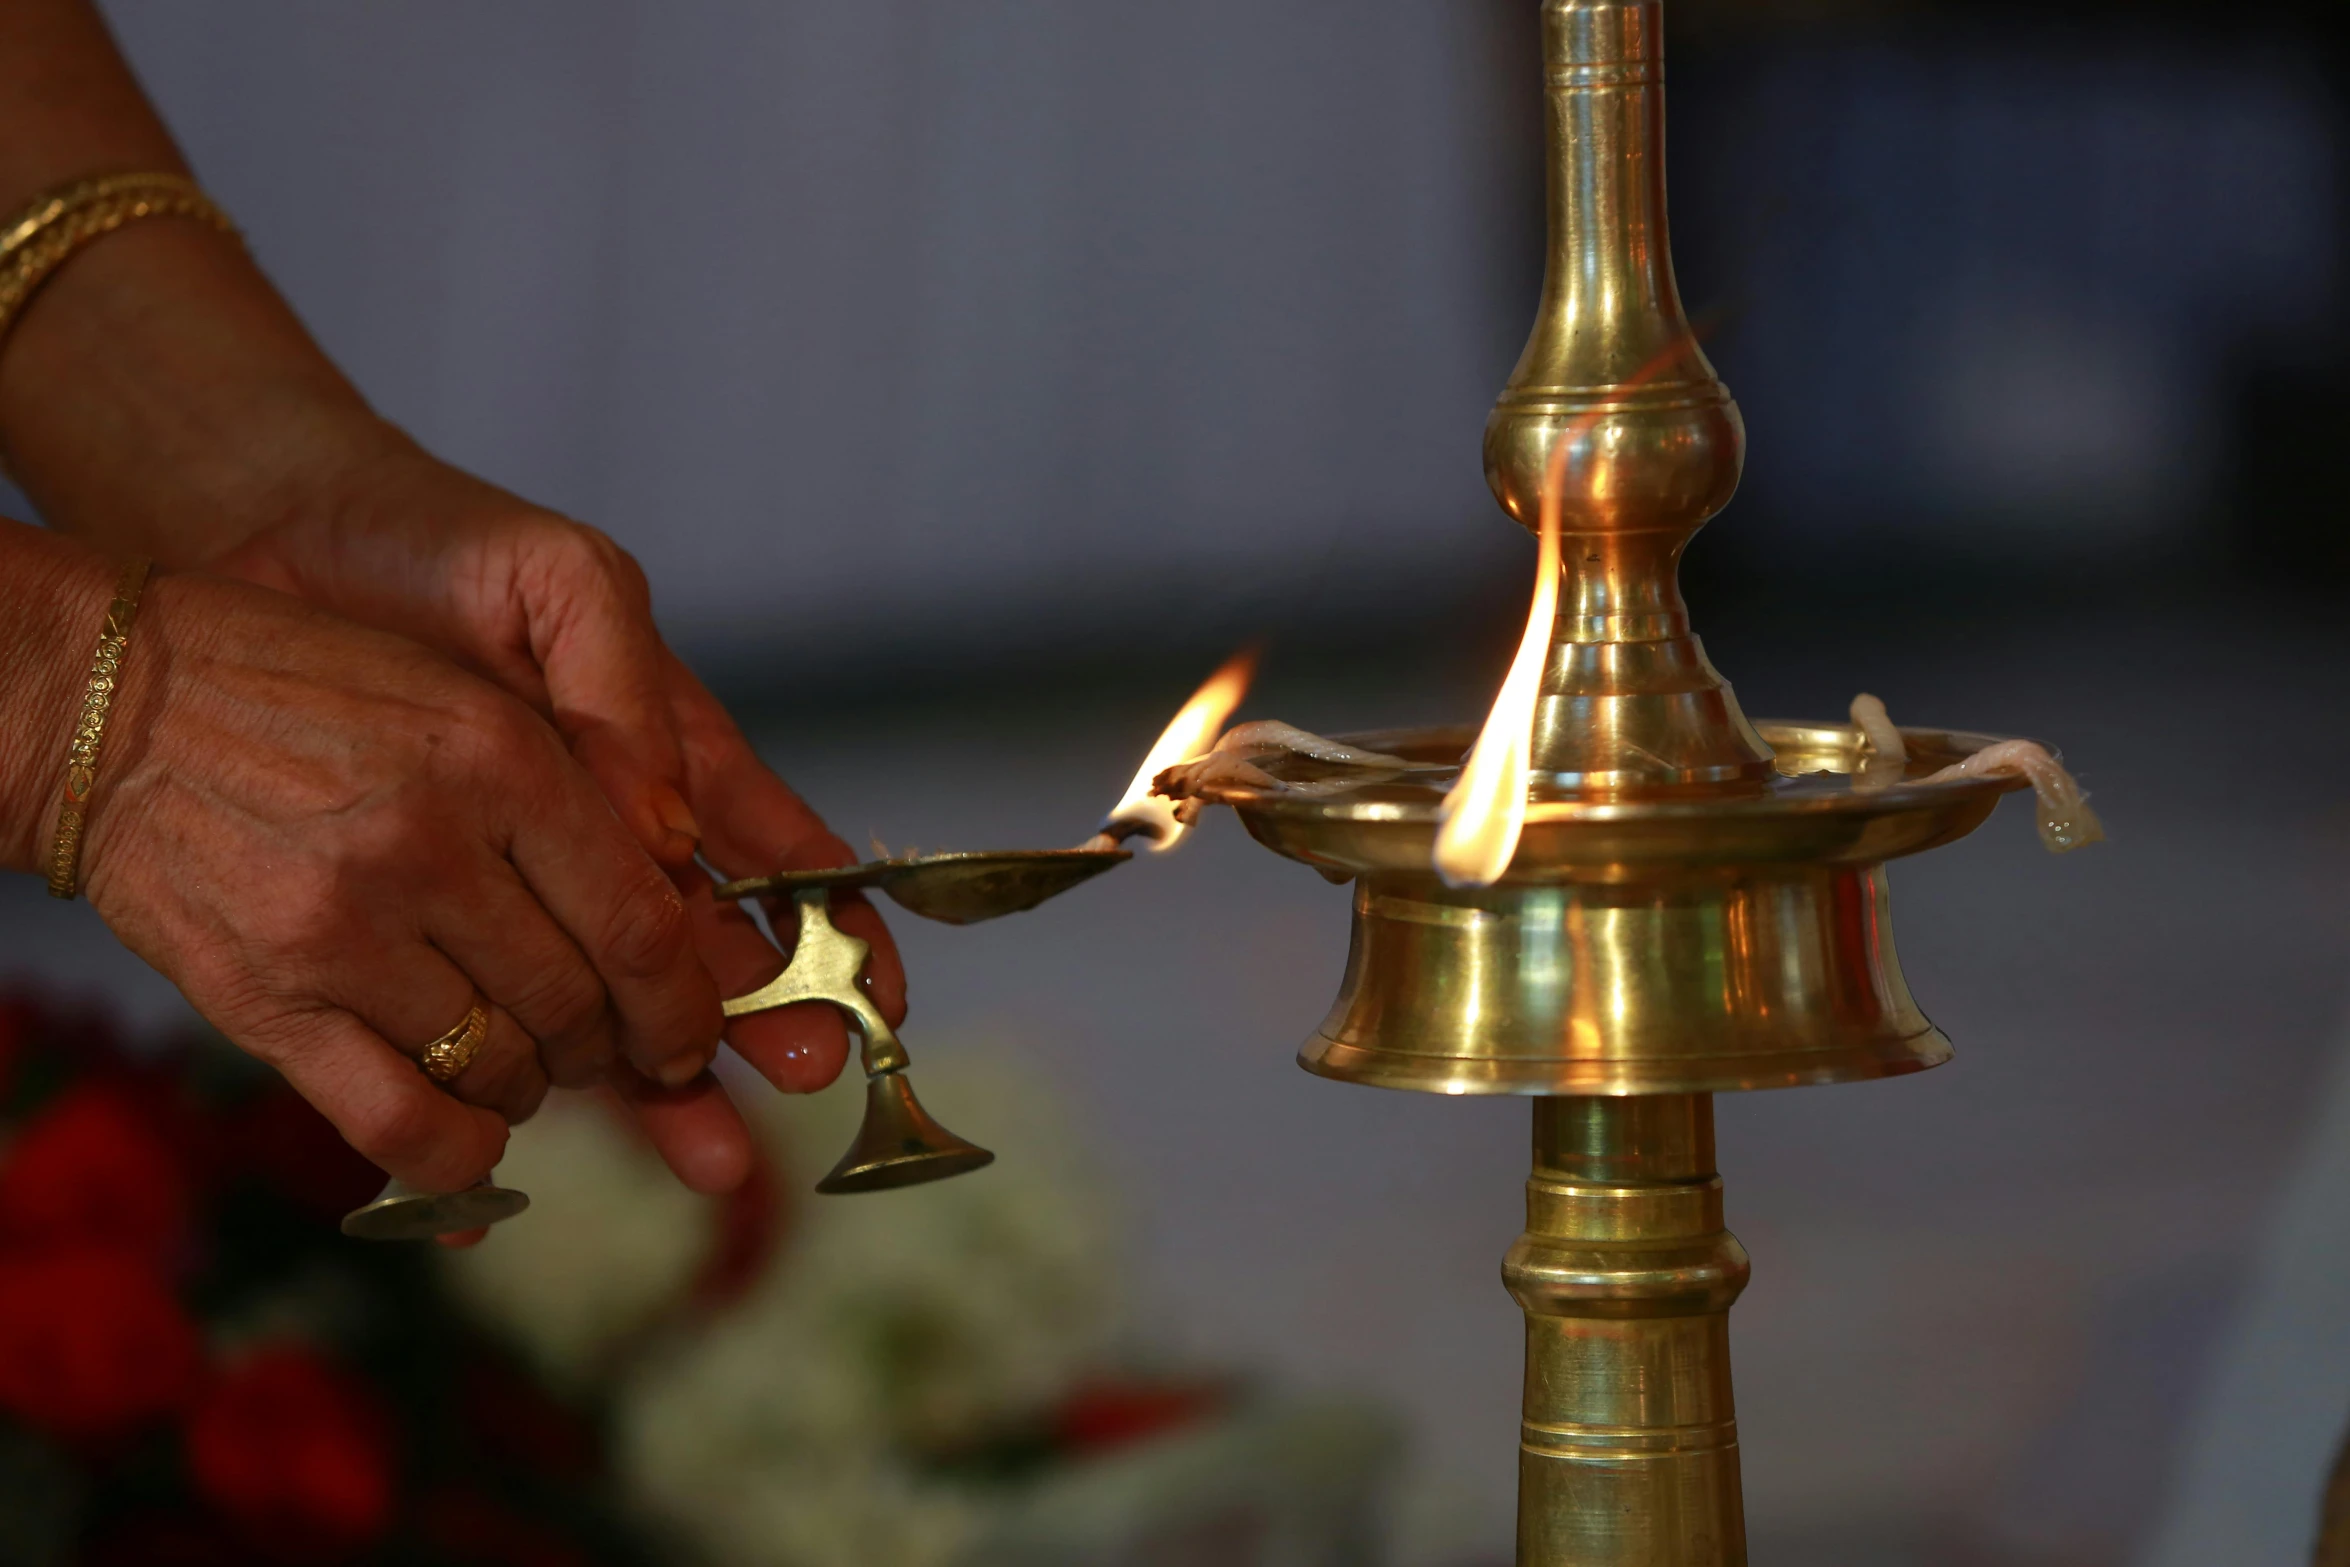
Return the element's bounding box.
[653,783,701,847]
[652,1049,708,1089]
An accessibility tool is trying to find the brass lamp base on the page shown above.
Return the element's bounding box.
[816,1070,997,1194]
[340,1179,531,1241]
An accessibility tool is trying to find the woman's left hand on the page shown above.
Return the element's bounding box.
[213,435,902,1193]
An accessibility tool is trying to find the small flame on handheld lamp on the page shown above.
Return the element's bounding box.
[1099,648,1259,851]
[1435,338,1700,888]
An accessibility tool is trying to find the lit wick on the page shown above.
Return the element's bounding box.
[1080,648,1259,853]
[1434,334,1705,888]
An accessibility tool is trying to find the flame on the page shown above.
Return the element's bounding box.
[1434,493,1560,887]
[1435,337,1700,887]
[1101,648,1259,850]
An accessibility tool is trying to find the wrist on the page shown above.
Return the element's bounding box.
[0,213,400,563]
[0,521,131,875]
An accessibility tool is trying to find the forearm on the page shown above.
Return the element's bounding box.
[0,515,128,874]
[0,0,400,565]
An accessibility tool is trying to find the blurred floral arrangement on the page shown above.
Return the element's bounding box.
[0,982,1393,1567]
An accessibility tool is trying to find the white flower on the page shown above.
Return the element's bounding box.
[617,1047,1127,1567]
[440,1091,716,1392]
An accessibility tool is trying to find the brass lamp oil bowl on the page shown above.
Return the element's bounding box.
[1204,722,2024,1097]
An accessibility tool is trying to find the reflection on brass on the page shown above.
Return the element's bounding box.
[716,848,1129,926]
[1225,719,2022,1097]
[341,1178,529,1242]
[723,888,994,1193]
[1509,1096,1747,1565]
[818,1071,998,1195]
[1211,5,2072,1563]
[1482,0,1771,795]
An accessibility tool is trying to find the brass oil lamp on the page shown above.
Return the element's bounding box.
[1179,2,2068,1560]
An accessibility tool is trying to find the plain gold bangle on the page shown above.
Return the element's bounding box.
[0,172,239,357]
[48,558,154,900]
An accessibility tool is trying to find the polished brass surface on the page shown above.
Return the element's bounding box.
[1306,863,1943,1095]
[340,1178,530,1242]
[817,1071,997,1195]
[1223,720,2020,882]
[1509,1096,1747,1565]
[722,888,995,1192]
[1220,719,2015,1096]
[1484,0,1770,793]
[716,847,1129,926]
[1204,5,2050,1559]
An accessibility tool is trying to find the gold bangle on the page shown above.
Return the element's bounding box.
[48,558,154,900]
[0,173,240,355]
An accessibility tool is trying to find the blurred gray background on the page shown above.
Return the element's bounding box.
[5,2,2348,1564]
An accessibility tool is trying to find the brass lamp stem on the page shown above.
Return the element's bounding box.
[1506,1095,1750,1566]
[1485,1,1772,793]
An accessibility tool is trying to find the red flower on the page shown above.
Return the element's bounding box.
[219,1085,385,1219]
[417,1486,592,1567]
[694,1141,787,1310]
[457,1354,600,1482]
[78,1511,247,1567]
[0,1244,202,1442]
[0,1081,192,1266]
[0,991,36,1101]
[186,1345,394,1559]
[1052,1378,1229,1456]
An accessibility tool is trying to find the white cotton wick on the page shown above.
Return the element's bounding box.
[1919,738,2106,853]
[1149,721,1410,808]
[1207,721,1408,769]
[1848,693,1908,793]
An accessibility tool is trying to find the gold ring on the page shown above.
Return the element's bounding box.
[420,1000,490,1083]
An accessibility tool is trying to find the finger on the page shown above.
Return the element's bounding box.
[664,653,907,1025]
[327,940,549,1125]
[436,1229,489,1249]
[609,1067,754,1195]
[675,861,851,1095]
[261,1008,509,1191]
[511,525,698,865]
[426,859,621,1090]
[496,714,725,1088]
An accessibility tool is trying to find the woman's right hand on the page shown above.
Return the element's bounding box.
[71,568,740,1195]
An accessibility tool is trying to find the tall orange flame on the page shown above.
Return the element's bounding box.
[1101,648,1259,851]
[1434,493,1560,887]
[1435,340,1699,887]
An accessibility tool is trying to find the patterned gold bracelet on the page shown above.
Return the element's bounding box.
[0,172,240,355]
[48,559,154,900]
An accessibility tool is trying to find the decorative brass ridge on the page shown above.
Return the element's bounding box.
[1508,1096,1749,1565]
[1485,0,1771,794]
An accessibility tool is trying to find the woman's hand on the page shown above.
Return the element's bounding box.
[0,2,898,1204]
[68,569,752,1194]
[211,438,901,1117]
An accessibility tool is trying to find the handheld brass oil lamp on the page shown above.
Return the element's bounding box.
[343,645,1246,1238]
[340,849,1129,1239]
